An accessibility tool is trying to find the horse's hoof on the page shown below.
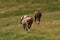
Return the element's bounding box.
[36,21,39,24]
[28,29,30,32]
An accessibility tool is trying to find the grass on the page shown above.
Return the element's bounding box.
[0,10,34,18]
[0,0,60,40]
[0,0,60,12]
[0,11,60,40]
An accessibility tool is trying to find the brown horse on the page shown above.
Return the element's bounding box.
[20,15,33,31]
[34,10,42,24]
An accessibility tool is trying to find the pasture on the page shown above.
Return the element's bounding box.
[0,0,60,40]
[0,10,60,40]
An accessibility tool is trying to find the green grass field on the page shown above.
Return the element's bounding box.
[0,11,60,40]
[0,0,60,40]
[0,0,60,13]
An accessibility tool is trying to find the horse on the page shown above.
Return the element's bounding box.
[34,10,42,24]
[20,15,33,31]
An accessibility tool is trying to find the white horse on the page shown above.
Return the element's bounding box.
[20,15,33,31]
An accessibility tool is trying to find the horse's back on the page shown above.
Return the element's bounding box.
[22,16,33,25]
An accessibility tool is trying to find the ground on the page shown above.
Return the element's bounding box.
[0,11,60,40]
[0,0,60,40]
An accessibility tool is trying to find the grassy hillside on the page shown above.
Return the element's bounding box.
[0,0,60,40]
[0,0,60,13]
[0,11,60,40]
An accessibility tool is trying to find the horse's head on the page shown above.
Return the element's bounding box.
[20,16,24,24]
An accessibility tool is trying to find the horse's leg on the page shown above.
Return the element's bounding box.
[36,18,40,24]
[23,24,26,30]
[25,24,31,32]
[35,17,36,22]
[28,19,33,32]
[25,26,28,31]
[28,25,31,32]
[38,17,41,24]
[25,23,28,31]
